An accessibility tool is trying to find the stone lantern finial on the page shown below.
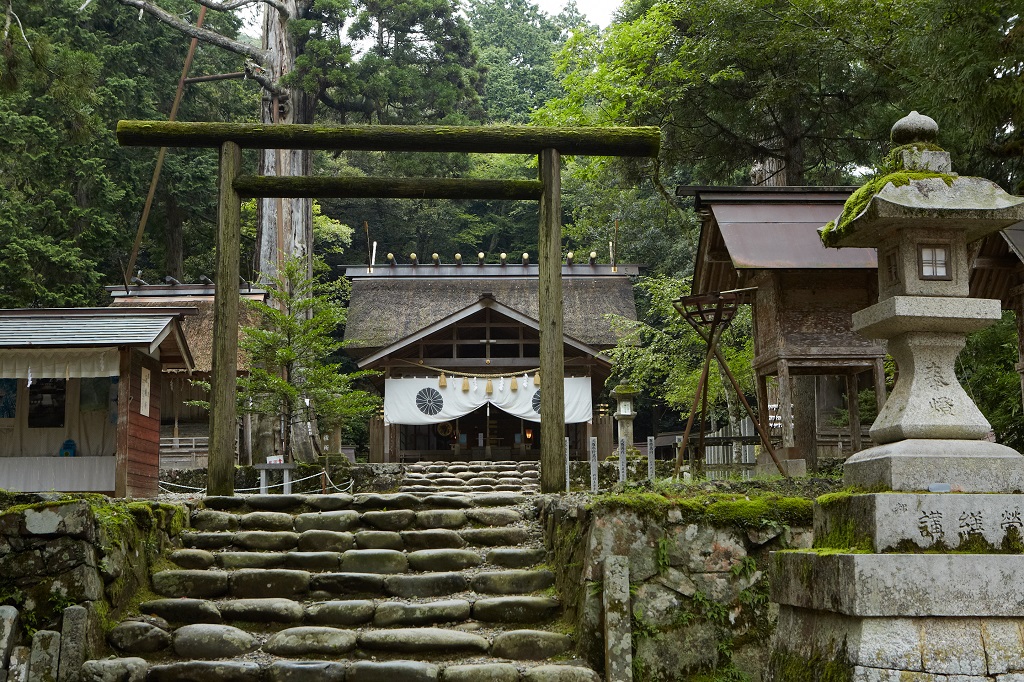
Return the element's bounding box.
[890,110,939,146]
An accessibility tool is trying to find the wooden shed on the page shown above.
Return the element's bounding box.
[685,186,886,467]
[344,261,637,462]
[0,308,193,497]
[107,284,269,467]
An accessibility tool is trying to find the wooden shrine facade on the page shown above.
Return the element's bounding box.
[344,262,636,462]
[685,186,886,468]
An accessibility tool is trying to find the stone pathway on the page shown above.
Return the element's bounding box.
[85,461,599,682]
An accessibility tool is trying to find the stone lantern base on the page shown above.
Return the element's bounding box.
[844,438,1024,493]
[768,492,1024,680]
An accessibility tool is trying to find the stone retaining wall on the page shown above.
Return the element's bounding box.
[0,492,187,677]
[539,493,814,681]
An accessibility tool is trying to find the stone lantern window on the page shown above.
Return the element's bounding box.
[885,247,900,285]
[918,243,951,280]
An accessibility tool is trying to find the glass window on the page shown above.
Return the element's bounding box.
[28,379,66,428]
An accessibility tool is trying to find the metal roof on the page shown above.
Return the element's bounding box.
[685,187,878,295]
[0,309,194,370]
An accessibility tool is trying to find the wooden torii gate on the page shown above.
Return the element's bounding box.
[117,121,660,495]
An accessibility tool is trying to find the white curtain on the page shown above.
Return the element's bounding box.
[384,376,592,425]
[0,348,120,379]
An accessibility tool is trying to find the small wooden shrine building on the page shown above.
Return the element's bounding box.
[0,308,193,497]
[108,283,269,466]
[969,225,1024,402]
[344,258,637,462]
[685,186,886,467]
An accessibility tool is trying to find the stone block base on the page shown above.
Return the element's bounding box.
[770,605,1024,679]
[816,492,1024,552]
[843,439,1024,492]
[771,551,1024,617]
[755,455,805,478]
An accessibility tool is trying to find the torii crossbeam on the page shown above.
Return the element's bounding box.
[117,121,660,495]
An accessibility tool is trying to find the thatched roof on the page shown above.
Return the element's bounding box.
[107,285,267,374]
[343,265,637,355]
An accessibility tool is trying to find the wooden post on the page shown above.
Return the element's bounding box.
[846,373,862,453]
[114,349,131,498]
[538,148,565,493]
[873,357,887,412]
[208,141,242,496]
[793,375,817,471]
[778,362,794,449]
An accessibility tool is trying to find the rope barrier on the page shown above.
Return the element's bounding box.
[159,468,354,495]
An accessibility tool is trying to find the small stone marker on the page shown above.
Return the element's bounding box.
[57,605,88,682]
[647,436,656,481]
[589,437,598,492]
[618,438,627,483]
[0,606,18,670]
[8,646,29,682]
[28,630,60,682]
[602,556,632,681]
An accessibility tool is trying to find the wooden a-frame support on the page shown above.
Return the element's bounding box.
[117,121,660,495]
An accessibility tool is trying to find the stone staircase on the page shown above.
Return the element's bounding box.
[86,461,598,682]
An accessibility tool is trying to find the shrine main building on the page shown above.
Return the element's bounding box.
[343,255,637,462]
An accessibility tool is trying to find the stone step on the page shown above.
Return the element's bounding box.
[112,659,598,682]
[141,624,569,661]
[138,595,559,629]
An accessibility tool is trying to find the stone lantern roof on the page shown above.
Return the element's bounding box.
[821,111,1024,248]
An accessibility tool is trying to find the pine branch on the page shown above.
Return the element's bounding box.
[108,0,269,64]
[192,0,290,16]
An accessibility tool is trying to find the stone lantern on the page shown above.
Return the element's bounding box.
[822,111,1024,491]
[769,113,1024,678]
[611,382,638,454]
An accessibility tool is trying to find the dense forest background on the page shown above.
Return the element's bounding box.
[1,0,1022,447]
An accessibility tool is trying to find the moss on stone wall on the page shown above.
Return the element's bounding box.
[590,488,815,530]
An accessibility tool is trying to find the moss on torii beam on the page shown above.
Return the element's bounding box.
[233,176,545,200]
[117,121,662,157]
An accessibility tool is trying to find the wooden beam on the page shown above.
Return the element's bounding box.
[538,148,565,493]
[208,141,242,496]
[117,121,662,157]
[974,256,1023,271]
[234,176,544,200]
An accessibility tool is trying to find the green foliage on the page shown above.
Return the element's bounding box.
[238,257,380,458]
[538,0,916,185]
[958,311,1024,451]
[827,389,879,428]
[607,275,754,418]
[0,0,254,306]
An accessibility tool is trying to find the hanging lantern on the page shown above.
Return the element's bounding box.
[511,376,518,391]
[533,371,541,387]
[438,372,447,388]
[462,377,470,392]
[485,378,493,394]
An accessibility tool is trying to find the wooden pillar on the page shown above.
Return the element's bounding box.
[846,373,862,453]
[756,372,770,439]
[538,147,565,493]
[208,141,242,496]
[873,357,887,412]
[777,362,794,449]
[792,375,817,471]
[114,348,131,498]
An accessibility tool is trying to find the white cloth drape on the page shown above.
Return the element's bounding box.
[384,376,592,425]
[0,348,119,379]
